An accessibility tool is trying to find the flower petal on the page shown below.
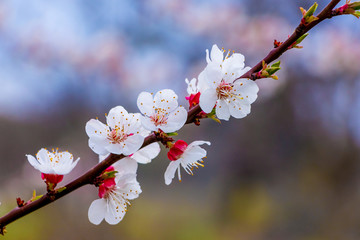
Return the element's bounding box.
[197,70,209,93]
[89,137,110,155]
[131,142,161,164]
[164,160,181,185]
[85,119,108,138]
[187,141,211,148]
[204,62,223,89]
[233,79,259,104]
[140,115,158,132]
[228,100,251,119]
[199,88,217,113]
[122,134,144,156]
[210,44,224,64]
[222,53,245,82]
[137,92,155,117]
[105,197,125,225]
[216,99,230,120]
[88,199,107,225]
[26,155,41,169]
[154,89,179,114]
[113,157,138,178]
[185,78,198,95]
[106,106,129,129]
[160,107,187,133]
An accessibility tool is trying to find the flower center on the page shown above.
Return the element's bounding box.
[216,81,233,100]
[150,109,168,126]
[107,127,128,144]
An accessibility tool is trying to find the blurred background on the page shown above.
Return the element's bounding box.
[0,0,360,239]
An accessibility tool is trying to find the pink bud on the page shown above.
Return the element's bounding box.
[98,178,116,198]
[41,173,64,184]
[186,92,201,107]
[167,140,188,161]
[98,166,116,198]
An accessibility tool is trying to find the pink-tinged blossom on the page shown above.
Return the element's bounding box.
[88,159,141,225]
[137,89,187,133]
[85,106,145,156]
[26,148,79,185]
[164,140,210,185]
[199,44,259,120]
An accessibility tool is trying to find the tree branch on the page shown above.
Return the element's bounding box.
[0,0,343,231]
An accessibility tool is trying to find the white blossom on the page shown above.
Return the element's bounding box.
[137,89,187,133]
[199,44,259,120]
[26,148,79,175]
[99,142,161,165]
[164,140,210,185]
[85,106,144,156]
[88,158,141,225]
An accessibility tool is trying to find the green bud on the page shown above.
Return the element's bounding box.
[296,33,309,44]
[102,171,118,180]
[56,187,67,194]
[352,11,360,18]
[271,61,281,68]
[166,132,178,136]
[305,2,318,18]
[350,2,360,10]
[267,67,281,76]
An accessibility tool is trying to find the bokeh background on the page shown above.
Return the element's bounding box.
[0,0,360,239]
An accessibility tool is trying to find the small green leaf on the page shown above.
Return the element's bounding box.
[271,61,281,68]
[102,171,118,179]
[295,33,309,44]
[352,11,360,18]
[350,2,360,10]
[267,67,281,76]
[166,132,178,136]
[56,187,67,194]
[305,2,318,18]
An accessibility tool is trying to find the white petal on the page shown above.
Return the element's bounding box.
[137,92,155,116]
[85,119,108,138]
[154,89,179,114]
[210,44,224,64]
[37,148,51,165]
[105,197,125,225]
[131,142,161,164]
[105,143,124,155]
[26,155,41,169]
[187,141,211,148]
[126,113,143,134]
[160,107,187,133]
[185,78,198,95]
[222,53,245,82]
[164,160,181,185]
[216,99,230,120]
[182,146,207,163]
[228,100,250,119]
[113,157,138,178]
[56,157,80,175]
[122,134,144,156]
[199,88,217,113]
[197,70,209,93]
[107,106,130,129]
[233,79,259,104]
[88,199,107,225]
[205,49,210,63]
[140,115,158,132]
[204,62,223,88]
[89,138,110,156]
